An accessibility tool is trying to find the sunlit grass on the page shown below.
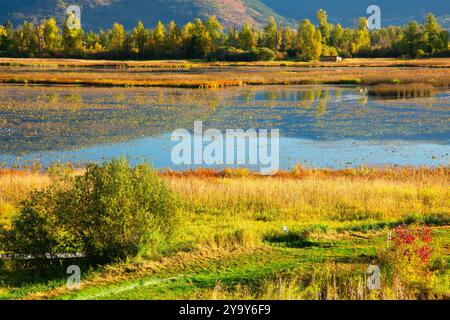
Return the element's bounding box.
[0,58,449,88]
[0,166,448,300]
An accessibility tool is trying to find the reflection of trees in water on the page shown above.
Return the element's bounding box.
[206,87,448,141]
[0,87,218,154]
[0,85,448,155]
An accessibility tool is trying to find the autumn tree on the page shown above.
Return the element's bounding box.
[43,18,60,51]
[62,15,83,52]
[351,18,371,55]
[167,21,182,58]
[131,21,149,54]
[424,13,448,54]
[0,21,13,51]
[84,30,102,50]
[317,9,332,46]
[205,16,224,50]
[0,25,7,50]
[148,21,166,57]
[280,26,294,52]
[296,19,322,61]
[239,22,256,50]
[12,22,34,54]
[263,16,278,51]
[183,19,212,58]
[33,20,47,55]
[110,23,126,52]
[400,21,425,57]
[227,26,240,48]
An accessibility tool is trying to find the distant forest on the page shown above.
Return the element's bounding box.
[0,10,448,61]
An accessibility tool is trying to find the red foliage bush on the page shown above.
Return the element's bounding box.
[392,225,433,262]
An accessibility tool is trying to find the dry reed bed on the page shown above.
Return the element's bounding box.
[1,57,450,68]
[1,61,450,88]
[368,83,435,97]
[161,166,450,181]
[1,166,447,223]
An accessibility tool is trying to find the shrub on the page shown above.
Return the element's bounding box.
[415,49,429,59]
[252,47,276,61]
[206,47,248,61]
[0,158,177,264]
[0,201,17,227]
[1,207,58,265]
[206,46,275,62]
[378,225,440,299]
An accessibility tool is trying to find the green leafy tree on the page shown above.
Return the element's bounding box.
[110,23,126,52]
[280,26,294,52]
[62,15,83,52]
[239,22,256,50]
[205,16,224,50]
[33,20,46,55]
[227,26,240,48]
[131,21,149,54]
[296,19,322,61]
[12,24,29,54]
[181,21,195,56]
[400,21,425,57]
[1,13,448,60]
[24,21,39,53]
[43,18,60,51]
[183,19,212,58]
[150,21,166,57]
[351,18,371,55]
[0,25,7,50]
[167,21,182,58]
[263,16,278,51]
[330,23,344,48]
[99,29,112,49]
[424,13,447,53]
[317,9,332,46]
[1,21,13,51]
[84,30,102,50]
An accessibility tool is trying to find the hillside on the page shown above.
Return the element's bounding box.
[0,0,448,30]
[260,0,450,28]
[0,0,289,30]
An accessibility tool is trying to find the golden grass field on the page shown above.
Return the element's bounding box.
[0,166,448,300]
[0,58,449,88]
[0,57,449,300]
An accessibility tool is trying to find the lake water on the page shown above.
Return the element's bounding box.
[0,84,449,170]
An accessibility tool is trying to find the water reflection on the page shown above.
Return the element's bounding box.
[0,85,448,169]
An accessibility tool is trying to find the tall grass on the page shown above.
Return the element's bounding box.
[1,58,449,88]
[1,166,448,300]
[165,169,449,222]
[369,83,435,98]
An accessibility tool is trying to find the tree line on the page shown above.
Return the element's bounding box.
[0,10,448,61]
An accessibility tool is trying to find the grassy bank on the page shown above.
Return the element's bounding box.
[0,58,449,89]
[0,166,449,300]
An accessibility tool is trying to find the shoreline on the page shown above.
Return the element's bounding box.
[1,165,448,180]
[1,58,449,89]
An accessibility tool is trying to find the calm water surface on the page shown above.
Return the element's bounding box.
[0,85,448,170]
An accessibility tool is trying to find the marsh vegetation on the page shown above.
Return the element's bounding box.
[0,162,448,300]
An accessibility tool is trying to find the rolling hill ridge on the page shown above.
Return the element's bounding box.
[0,0,448,30]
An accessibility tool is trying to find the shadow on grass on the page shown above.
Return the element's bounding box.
[0,258,92,290]
[338,213,450,232]
[263,231,329,248]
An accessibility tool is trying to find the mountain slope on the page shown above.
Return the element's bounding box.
[0,0,290,30]
[260,0,449,28]
[0,0,448,30]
